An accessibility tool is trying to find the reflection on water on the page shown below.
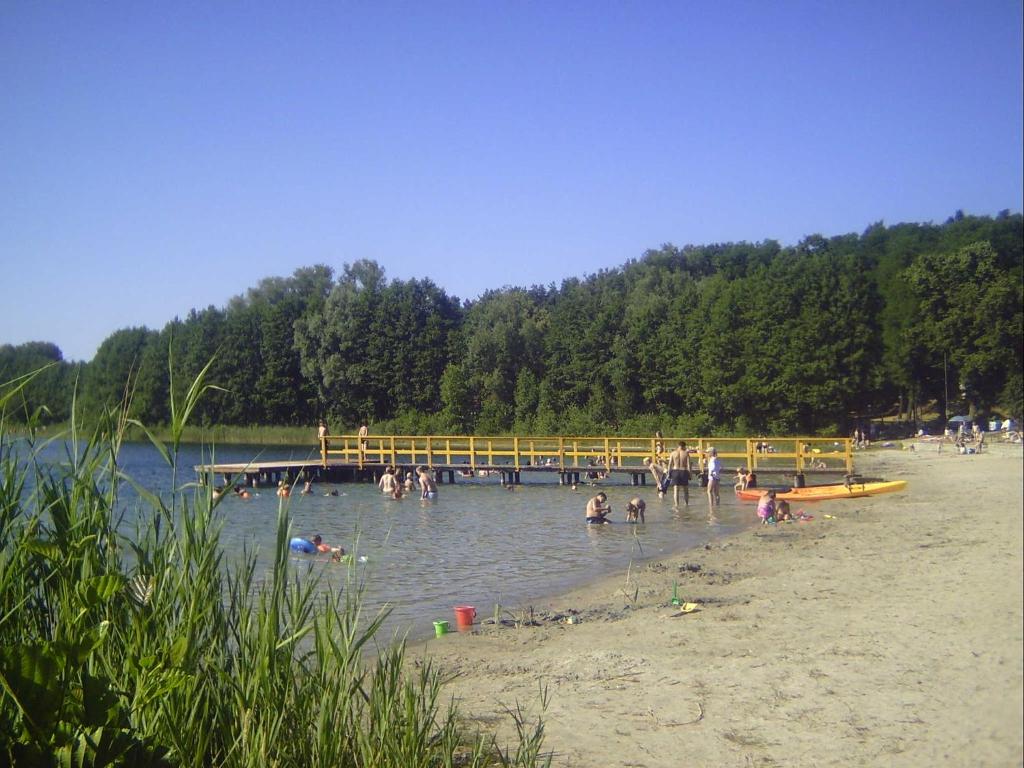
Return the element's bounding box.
[32,441,758,640]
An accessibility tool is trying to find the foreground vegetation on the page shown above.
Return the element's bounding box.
[3,212,1022,435]
[0,374,550,767]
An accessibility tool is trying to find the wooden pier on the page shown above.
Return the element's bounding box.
[195,434,854,489]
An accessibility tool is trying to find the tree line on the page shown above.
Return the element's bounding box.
[3,211,1021,436]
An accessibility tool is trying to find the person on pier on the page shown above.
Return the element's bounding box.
[667,441,694,506]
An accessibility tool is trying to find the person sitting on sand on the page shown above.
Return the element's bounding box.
[756,490,776,525]
[776,499,792,522]
[585,492,612,524]
[625,497,646,523]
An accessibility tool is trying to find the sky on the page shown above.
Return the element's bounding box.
[2,1,1022,362]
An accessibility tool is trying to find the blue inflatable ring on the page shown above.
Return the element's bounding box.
[289,537,316,554]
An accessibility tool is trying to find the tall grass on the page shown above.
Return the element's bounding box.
[0,368,550,767]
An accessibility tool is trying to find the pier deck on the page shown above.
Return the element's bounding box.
[195,434,854,488]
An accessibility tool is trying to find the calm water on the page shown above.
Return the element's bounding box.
[27,440,758,639]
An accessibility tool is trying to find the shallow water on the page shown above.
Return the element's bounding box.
[27,440,759,639]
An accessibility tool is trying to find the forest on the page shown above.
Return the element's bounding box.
[3,211,1022,437]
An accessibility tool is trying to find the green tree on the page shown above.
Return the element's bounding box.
[905,241,1023,416]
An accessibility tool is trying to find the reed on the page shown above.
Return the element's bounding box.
[0,368,550,767]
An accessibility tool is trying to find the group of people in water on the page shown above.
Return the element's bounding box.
[642,441,723,507]
[377,466,438,500]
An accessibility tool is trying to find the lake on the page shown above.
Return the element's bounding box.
[30,440,759,640]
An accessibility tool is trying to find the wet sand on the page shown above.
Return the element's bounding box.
[414,442,1024,767]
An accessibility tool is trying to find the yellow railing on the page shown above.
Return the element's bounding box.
[320,435,853,473]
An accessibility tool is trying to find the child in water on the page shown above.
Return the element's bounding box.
[734,467,747,491]
[625,497,646,523]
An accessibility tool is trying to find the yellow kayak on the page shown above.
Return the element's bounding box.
[736,480,907,502]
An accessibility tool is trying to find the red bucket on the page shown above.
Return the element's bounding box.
[453,605,476,631]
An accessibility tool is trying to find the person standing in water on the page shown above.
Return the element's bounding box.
[417,466,438,500]
[378,467,398,495]
[706,448,721,505]
[667,441,693,506]
[644,457,669,496]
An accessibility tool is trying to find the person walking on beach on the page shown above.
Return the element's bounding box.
[667,441,693,506]
[585,492,612,524]
[706,448,721,505]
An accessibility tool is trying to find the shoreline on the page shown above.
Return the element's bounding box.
[413,444,1024,766]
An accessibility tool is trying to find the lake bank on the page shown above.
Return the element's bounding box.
[414,444,1024,766]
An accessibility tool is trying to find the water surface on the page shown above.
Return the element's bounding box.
[31,440,760,639]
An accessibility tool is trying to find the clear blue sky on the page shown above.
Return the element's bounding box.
[2,1,1022,362]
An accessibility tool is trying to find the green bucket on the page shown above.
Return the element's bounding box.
[433,620,450,637]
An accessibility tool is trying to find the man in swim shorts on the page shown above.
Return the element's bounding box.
[667,441,693,506]
[585,492,612,524]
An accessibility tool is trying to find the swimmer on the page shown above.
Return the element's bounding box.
[277,480,290,498]
[585,492,612,524]
[625,497,646,523]
[311,534,344,556]
[233,486,252,500]
[301,480,313,495]
[391,485,403,500]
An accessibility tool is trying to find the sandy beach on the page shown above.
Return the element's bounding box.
[414,443,1024,767]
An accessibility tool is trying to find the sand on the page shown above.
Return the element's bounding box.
[413,442,1024,767]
